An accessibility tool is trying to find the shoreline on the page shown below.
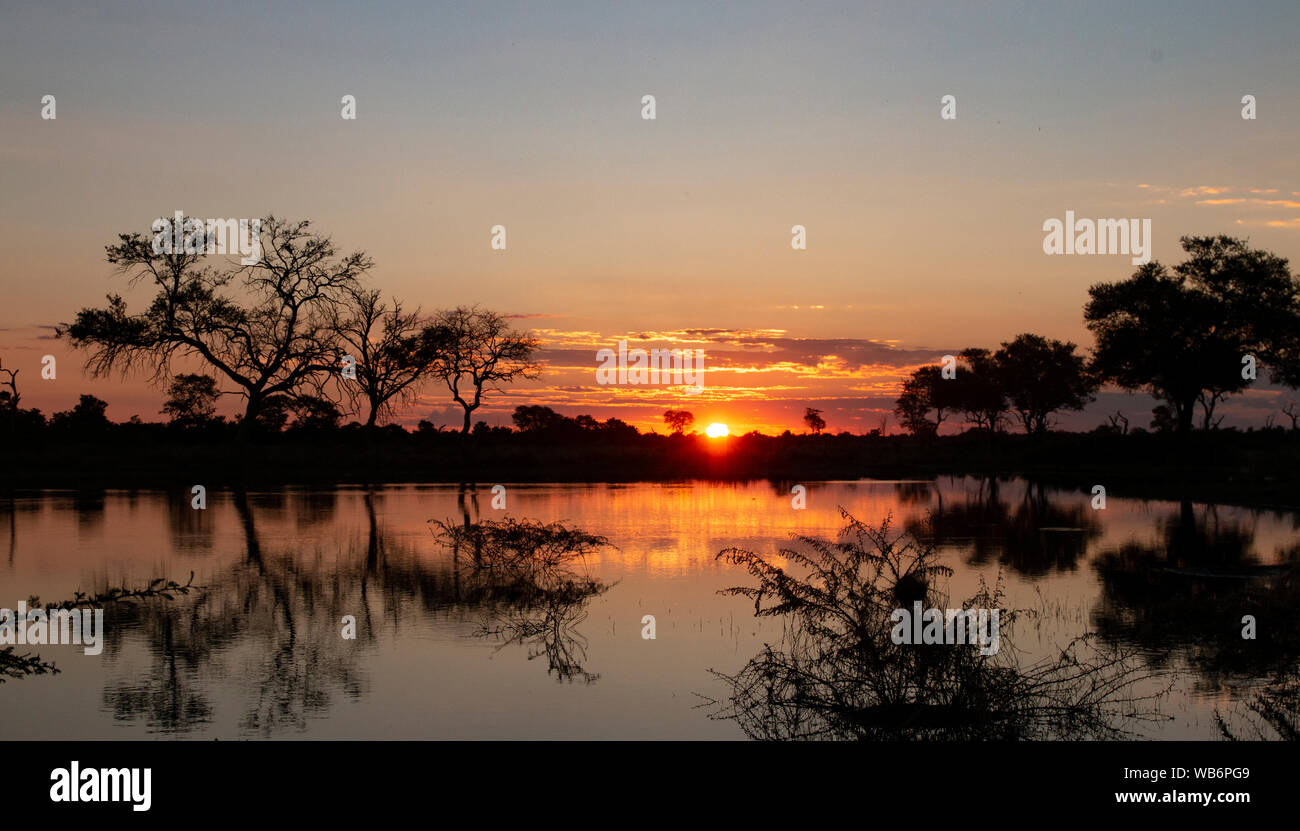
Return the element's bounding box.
[5,430,1299,511]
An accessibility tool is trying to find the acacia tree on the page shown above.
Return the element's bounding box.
[1086,236,1300,432]
[663,409,694,435]
[332,288,448,427]
[62,215,371,441]
[802,407,826,435]
[430,306,540,434]
[994,334,1097,434]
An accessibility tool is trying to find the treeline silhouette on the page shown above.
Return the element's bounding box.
[4,388,1300,506]
[4,226,1300,494]
[895,236,1300,436]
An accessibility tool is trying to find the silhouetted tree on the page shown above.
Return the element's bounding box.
[0,359,18,433]
[894,365,954,436]
[512,405,568,433]
[895,376,932,435]
[430,307,540,434]
[0,361,18,409]
[1105,410,1130,435]
[951,348,1007,432]
[332,288,448,427]
[995,334,1097,434]
[287,395,342,431]
[598,417,639,439]
[663,409,694,435]
[802,407,826,435]
[254,395,293,434]
[1085,236,1300,432]
[62,215,370,442]
[50,394,110,433]
[161,373,220,427]
[507,407,607,436]
[1283,400,1300,431]
[1150,404,1177,433]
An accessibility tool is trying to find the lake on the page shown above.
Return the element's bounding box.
[2,478,1296,740]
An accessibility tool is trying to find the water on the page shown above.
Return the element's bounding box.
[1,478,1296,739]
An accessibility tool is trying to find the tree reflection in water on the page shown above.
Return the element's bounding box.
[428,515,611,683]
[89,487,609,734]
[1090,499,1300,740]
[903,478,1102,577]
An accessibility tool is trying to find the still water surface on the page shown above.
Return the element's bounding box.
[2,479,1296,739]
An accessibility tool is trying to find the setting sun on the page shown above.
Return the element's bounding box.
[705,423,730,438]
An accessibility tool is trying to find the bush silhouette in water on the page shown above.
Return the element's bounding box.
[706,510,1167,740]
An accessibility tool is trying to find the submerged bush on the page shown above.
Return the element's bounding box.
[707,510,1168,740]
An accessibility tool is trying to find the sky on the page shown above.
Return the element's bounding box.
[1,0,1298,433]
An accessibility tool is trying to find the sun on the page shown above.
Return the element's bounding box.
[705,422,729,438]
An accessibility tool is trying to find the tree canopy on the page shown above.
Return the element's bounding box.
[1085,236,1300,431]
